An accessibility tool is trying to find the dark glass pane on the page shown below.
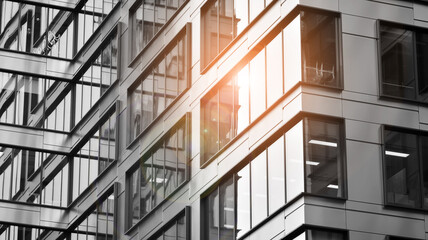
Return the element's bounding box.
[305,119,343,198]
[422,135,428,209]
[302,12,338,87]
[417,31,428,102]
[177,124,186,185]
[202,0,218,67]
[203,188,219,240]
[268,136,285,214]
[167,0,179,20]
[155,2,166,36]
[178,38,187,95]
[164,222,177,240]
[219,177,234,240]
[203,92,219,163]
[143,2,155,47]
[384,129,420,208]
[236,164,250,238]
[142,75,154,130]
[234,65,249,135]
[140,157,152,218]
[266,33,283,107]
[166,44,179,107]
[249,49,266,122]
[153,145,165,206]
[154,60,166,118]
[130,83,142,140]
[234,0,248,36]
[130,170,140,225]
[380,24,416,99]
[306,229,346,240]
[251,151,267,226]
[219,80,233,149]
[219,0,233,53]
[133,5,143,56]
[177,214,186,240]
[165,131,177,197]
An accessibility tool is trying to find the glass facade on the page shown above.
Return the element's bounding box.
[380,22,428,102]
[201,0,274,69]
[129,28,189,142]
[202,117,345,239]
[201,10,341,165]
[149,210,188,240]
[130,0,187,59]
[127,116,189,229]
[383,127,428,209]
[0,0,118,58]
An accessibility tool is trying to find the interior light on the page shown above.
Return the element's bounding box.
[327,184,339,189]
[306,161,320,166]
[385,150,409,158]
[309,139,337,147]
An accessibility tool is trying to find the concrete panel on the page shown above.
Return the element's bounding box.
[248,104,283,149]
[349,231,385,240]
[217,37,249,82]
[301,93,342,117]
[346,141,383,204]
[189,160,217,198]
[299,0,339,11]
[304,205,346,229]
[347,210,425,239]
[345,119,381,144]
[282,92,303,124]
[218,137,249,177]
[284,204,305,236]
[342,34,378,96]
[419,106,428,124]
[247,1,281,49]
[414,3,428,22]
[342,14,377,38]
[343,100,419,129]
[340,0,414,24]
[248,212,285,240]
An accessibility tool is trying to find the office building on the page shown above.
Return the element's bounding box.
[0,0,427,239]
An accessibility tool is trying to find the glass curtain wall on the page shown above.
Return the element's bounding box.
[0,0,119,58]
[202,117,345,239]
[201,10,341,165]
[130,0,186,59]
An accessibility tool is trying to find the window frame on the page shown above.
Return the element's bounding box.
[127,23,191,147]
[377,20,428,104]
[147,206,191,240]
[128,0,190,65]
[200,0,277,73]
[200,8,343,168]
[125,113,191,232]
[381,125,428,211]
[200,114,347,240]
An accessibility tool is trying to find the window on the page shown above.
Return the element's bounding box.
[71,111,117,202]
[379,22,428,102]
[67,189,116,240]
[127,115,190,229]
[291,229,347,240]
[383,127,428,209]
[201,0,276,69]
[130,0,187,59]
[148,208,189,240]
[201,9,341,166]
[201,116,345,239]
[0,225,63,240]
[129,26,190,143]
[0,0,118,58]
